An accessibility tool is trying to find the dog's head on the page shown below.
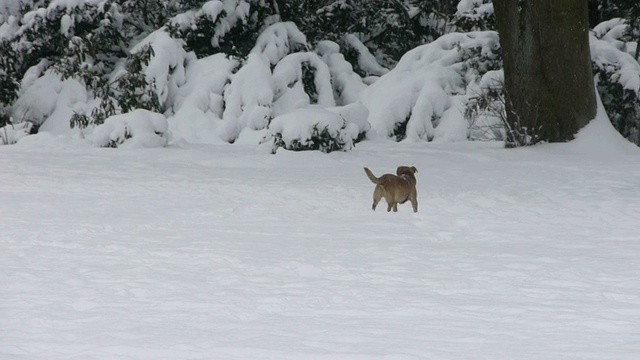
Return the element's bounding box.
[396,166,417,177]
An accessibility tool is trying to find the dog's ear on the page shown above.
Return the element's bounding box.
[411,166,417,173]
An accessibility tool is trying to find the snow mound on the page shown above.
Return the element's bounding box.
[570,91,639,157]
[13,131,88,150]
[91,110,171,148]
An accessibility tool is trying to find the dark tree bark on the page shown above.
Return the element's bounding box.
[493,0,597,145]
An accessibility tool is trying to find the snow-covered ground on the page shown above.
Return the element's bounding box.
[2,115,640,359]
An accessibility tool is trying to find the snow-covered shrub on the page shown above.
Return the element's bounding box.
[91,109,171,148]
[262,104,369,154]
[213,21,370,147]
[168,54,238,144]
[607,2,640,60]
[212,22,308,143]
[465,70,506,141]
[316,40,369,106]
[12,67,88,134]
[168,0,271,58]
[272,52,335,112]
[0,1,125,125]
[0,121,32,145]
[278,0,448,68]
[70,30,187,130]
[0,0,191,134]
[251,22,309,65]
[342,34,390,77]
[219,53,274,143]
[360,31,501,142]
[454,0,495,32]
[67,44,158,129]
[591,28,640,146]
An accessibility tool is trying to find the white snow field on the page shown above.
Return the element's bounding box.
[2,115,640,359]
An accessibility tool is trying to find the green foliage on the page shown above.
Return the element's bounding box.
[301,63,318,104]
[393,114,410,142]
[271,124,348,153]
[167,1,278,58]
[166,9,228,57]
[0,52,20,126]
[279,0,460,66]
[458,44,503,79]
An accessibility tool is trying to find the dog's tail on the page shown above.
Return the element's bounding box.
[364,167,381,184]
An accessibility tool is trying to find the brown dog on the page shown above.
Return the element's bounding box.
[364,166,418,212]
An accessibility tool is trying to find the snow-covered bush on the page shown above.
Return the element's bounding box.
[360,31,501,142]
[0,121,32,145]
[91,109,171,148]
[261,104,369,153]
[316,40,369,106]
[168,0,271,58]
[454,0,495,32]
[0,1,123,125]
[591,24,640,146]
[278,0,460,70]
[168,54,238,144]
[272,52,335,112]
[219,53,274,143]
[199,21,370,147]
[465,70,506,141]
[0,0,188,134]
[2,0,462,151]
[12,67,88,134]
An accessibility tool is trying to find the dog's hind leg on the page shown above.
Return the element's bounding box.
[372,187,382,211]
[386,199,394,212]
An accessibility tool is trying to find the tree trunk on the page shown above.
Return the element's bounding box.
[493,0,597,145]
